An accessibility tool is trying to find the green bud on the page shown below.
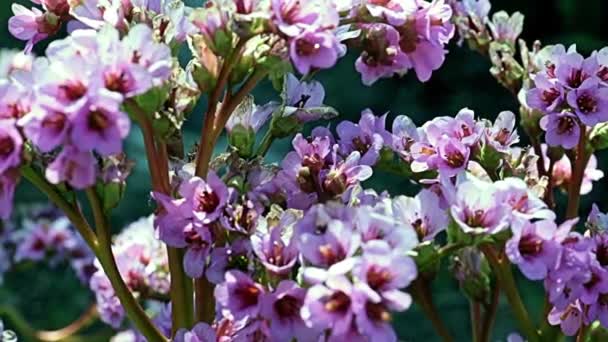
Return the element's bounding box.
[590,122,608,151]
[96,182,126,213]
[414,242,441,276]
[269,113,302,139]
[228,124,256,158]
[474,142,503,177]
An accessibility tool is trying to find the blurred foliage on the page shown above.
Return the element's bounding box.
[2,0,608,341]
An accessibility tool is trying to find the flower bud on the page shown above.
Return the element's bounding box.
[450,247,491,303]
[191,2,234,57]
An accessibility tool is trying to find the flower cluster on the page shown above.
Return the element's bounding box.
[90,216,170,328]
[348,0,455,84]
[0,22,173,219]
[0,205,95,284]
[498,205,608,336]
[9,0,194,51]
[527,45,608,149]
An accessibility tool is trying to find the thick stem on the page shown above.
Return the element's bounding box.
[20,166,97,250]
[470,300,482,342]
[128,100,194,333]
[86,189,167,341]
[576,324,589,342]
[411,278,454,342]
[193,69,268,323]
[481,245,539,342]
[481,283,500,342]
[566,126,589,219]
[194,39,248,177]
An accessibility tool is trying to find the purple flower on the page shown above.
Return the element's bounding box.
[356,204,418,253]
[215,270,265,321]
[251,216,298,276]
[290,30,340,75]
[271,0,324,37]
[175,323,217,342]
[295,204,360,268]
[336,110,388,166]
[495,177,555,221]
[364,0,415,26]
[566,78,608,126]
[179,172,229,224]
[485,111,519,153]
[526,74,564,113]
[353,288,397,342]
[261,280,318,342]
[283,73,327,123]
[390,114,420,161]
[555,52,597,89]
[70,90,130,156]
[427,136,470,177]
[206,239,253,284]
[122,25,173,85]
[19,102,70,153]
[392,189,448,242]
[588,204,608,232]
[505,219,561,280]
[322,151,373,198]
[183,226,213,279]
[9,4,58,52]
[579,264,608,305]
[353,240,416,304]
[488,11,524,45]
[355,24,411,86]
[451,177,509,234]
[0,120,22,174]
[540,112,580,149]
[548,301,584,336]
[226,101,275,134]
[0,80,31,120]
[300,275,358,338]
[46,147,97,189]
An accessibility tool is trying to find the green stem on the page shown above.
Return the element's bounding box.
[85,189,167,342]
[20,166,97,250]
[438,243,466,258]
[481,282,500,342]
[411,278,454,342]
[566,125,589,219]
[255,130,275,157]
[470,300,482,342]
[481,245,539,342]
[128,99,194,333]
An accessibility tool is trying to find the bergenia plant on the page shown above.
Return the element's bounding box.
[1,0,608,341]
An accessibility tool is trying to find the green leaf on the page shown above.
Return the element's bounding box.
[589,122,608,151]
[134,85,171,114]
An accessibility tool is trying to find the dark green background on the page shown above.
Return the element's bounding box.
[2,0,608,340]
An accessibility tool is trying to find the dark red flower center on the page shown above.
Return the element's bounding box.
[60,81,87,101]
[197,190,220,213]
[518,234,543,257]
[576,93,598,114]
[235,284,261,309]
[324,291,351,313]
[274,295,301,317]
[42,112,67,132]
[366,301,391,322]
[295,38,320,57]
[0,136,15,157]
[367,265,393,290]
[557,116,576,134]
[88,110,110,131]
